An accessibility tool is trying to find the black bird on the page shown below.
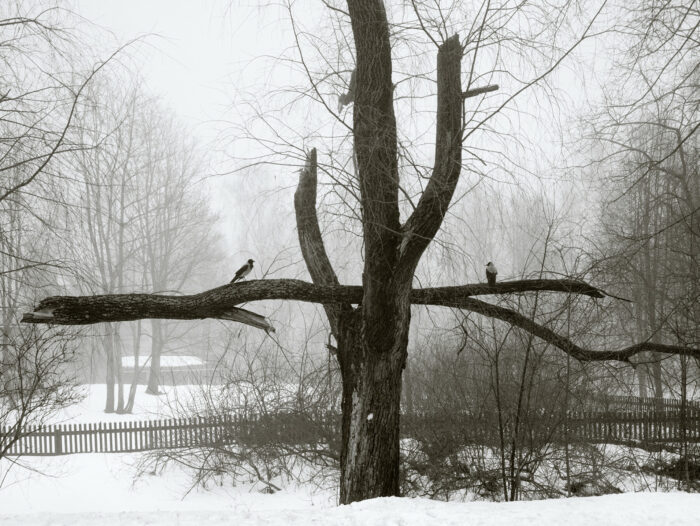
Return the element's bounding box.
[230,259,254,283]
[485,261,498,287]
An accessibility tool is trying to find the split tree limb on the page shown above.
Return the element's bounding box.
[294,148,350,336]
[22,300,276,333]
[22,278,604,324]
[216,307,275,332]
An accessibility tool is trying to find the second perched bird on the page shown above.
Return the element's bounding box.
[485,261,498,287]
[230,259,254,283]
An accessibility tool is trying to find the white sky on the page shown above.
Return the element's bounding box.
[73,1,297,251]
[75,1,285,136]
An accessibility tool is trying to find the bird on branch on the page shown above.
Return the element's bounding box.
[485,261,498,287]
[230,259,254,283]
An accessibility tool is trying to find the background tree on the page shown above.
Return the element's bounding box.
[132,100,222,395]
[0,1,114,469]
[583,1,699,399]
[67,80,224,411]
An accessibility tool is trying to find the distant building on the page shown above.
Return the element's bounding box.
[120,354,223,385]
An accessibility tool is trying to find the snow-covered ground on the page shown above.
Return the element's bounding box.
[1,453,699,526]
[44,384,206,423]
[2,384,700,525]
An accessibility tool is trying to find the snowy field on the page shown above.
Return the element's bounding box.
[42,384,209,424]
[1,455,698,526]
[2,385,700,525]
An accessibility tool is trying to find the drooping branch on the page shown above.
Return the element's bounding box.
[399,35,463,273]
[456,296,700,362]
[216,307,275,332]
[294,148,350,336]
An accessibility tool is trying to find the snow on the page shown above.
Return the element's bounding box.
[1,454,699,526]
[121,355,204,368]
[2,384,700,525]
[43,384,197,423]
[44,384,318,424]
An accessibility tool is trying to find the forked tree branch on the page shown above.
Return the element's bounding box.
[399,35,463,274]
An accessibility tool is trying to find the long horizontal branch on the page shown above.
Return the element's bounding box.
[21,277,605,327]
[456,296,699,362]
[22,278,696,360]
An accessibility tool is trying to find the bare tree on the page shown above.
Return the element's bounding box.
[131,101,223,395]
[583,1,699,399]
[66,81,224,410]
[0,1,116,458]
[0,327,81,468]
[21,1,699,504]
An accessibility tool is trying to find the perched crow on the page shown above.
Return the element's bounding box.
[485,261,498,287]
[230,259,254,283]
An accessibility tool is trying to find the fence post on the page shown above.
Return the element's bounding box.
[54,425,62,455]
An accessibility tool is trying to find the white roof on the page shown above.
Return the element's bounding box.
[121,355,204,368]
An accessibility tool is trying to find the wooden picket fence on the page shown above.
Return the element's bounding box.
[0,413,335,457]
[588,395,700,411]
[407,407,700,446]
[3,408,700,457]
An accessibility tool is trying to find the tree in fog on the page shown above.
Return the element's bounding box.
[586,1,699,398]
[0,2,112,464]
[133,100,223,396]
[23,1,699,504]
[68,81,222,411]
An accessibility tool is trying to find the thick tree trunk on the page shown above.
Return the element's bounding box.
[336,302,409,503]
[340,348,405,501]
